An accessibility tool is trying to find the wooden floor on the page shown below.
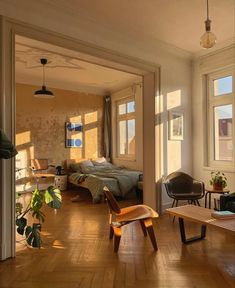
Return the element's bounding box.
[1,189,235,288]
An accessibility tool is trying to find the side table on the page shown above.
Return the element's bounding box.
[55,174,68,191]
[205,187,230,209]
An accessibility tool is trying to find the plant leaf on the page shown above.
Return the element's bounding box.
[44,186,62,209]
[31,189,44,212]
[15,202,23,215]
[25,223,42,248]
[32,210,45,223]
[16,217,27,235]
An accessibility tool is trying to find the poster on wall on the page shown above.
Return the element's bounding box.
[168,110,184,140]
[65,122,83,147]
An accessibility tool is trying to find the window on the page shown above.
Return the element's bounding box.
[208,68,234,168]
[116,98,136,158]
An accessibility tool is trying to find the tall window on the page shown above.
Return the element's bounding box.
[116,97,136,158]
[208,68,234,167]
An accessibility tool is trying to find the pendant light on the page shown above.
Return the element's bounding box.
[34,58,54,98]
[200,0,216,49]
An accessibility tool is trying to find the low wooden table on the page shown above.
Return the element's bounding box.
[205,187,230,209]
[166,205,235,244]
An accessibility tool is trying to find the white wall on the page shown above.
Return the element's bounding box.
[160,57,193,210]
[0,2,192,209]
[192,45,235,195]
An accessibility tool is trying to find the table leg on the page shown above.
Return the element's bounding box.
[179,218,207,244]
[35,177,39,190]
[209,193,211,209]
[205,192,208,208]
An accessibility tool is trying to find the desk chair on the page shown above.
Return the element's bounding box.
[103,187,159,253]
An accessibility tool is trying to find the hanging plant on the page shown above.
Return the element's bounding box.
[16,186,62,248]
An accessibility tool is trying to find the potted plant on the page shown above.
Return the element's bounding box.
[209,171,227,190]
[16,186,62,248]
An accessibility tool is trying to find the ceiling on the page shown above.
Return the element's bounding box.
[38,0,235,54]
[15,36,141,95]
[1,0,234,57]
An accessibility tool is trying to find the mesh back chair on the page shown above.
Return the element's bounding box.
[30,159,49,173]
[163,172,205,208]
[103,186,159,253]
[30,159,55,190]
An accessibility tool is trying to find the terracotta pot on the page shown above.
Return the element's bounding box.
[213,183,223,191]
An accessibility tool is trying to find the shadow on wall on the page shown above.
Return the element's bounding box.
[155,88,185,176]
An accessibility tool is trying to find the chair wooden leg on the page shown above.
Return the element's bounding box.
[113,227,121,253]
[172,199,176,207]
[196,200,200,206]
[139,220,147,237]
[109,226,114,239]
[144,219,158,251]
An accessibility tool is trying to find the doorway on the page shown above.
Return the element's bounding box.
[0,17,160,260]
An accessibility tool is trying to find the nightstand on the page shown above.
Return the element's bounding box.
[54,174,67,191]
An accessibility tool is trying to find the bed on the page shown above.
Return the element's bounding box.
[65,158,142,203]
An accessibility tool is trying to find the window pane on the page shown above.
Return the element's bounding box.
[127,101,135,113]
[127,119,135,154]
[214,105,233,161]
[119,120,126,154]
[118,103,126,115]
[213,76,232,96]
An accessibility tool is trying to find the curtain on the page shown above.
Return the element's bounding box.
[104,95,111,160]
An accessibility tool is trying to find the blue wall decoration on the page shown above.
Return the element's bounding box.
[65,122,83,147]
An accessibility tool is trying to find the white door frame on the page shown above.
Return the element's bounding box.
[0,16,161,260]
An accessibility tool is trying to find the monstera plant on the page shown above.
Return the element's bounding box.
[0,130,60,248]
[16,186,62,248]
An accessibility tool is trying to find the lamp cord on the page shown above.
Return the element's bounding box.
[206,0,209,20]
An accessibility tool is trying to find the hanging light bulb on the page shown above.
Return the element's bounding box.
[200,0,216,49]
[34,58,54,98]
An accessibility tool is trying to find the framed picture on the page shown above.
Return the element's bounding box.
[168,110,184,140]
[65,122,83,147]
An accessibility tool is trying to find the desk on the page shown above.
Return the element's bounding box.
[33,173,55,190]
[166,205,235,244]
[205,187,230,209]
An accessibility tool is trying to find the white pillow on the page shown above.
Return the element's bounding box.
[79,159,94,168]
[92,157,107,165]
[92,157,114,168]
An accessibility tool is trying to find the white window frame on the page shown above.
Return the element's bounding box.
[207,67,235,169]
[116,96,136,159]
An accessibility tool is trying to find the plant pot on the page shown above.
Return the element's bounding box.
[213,183,223,191]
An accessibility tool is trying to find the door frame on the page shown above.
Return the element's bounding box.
[0,16,161,260]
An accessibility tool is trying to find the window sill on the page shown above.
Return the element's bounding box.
[203,166,235,173]
[113,157,136,162]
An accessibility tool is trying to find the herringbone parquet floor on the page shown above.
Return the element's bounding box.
[1,189,235,288]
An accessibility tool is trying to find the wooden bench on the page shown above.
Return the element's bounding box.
[166,205,235,244]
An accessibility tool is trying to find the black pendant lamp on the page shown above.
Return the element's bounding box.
[34,58,54,98]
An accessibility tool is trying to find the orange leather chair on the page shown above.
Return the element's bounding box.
[103,186,159,252]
